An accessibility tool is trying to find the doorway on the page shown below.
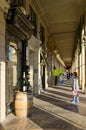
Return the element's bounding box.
[6,43,17,114]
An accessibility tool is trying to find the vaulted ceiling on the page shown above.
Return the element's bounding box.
[35,0,86,67]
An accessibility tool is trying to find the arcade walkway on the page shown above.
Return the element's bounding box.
[1,81,86,130]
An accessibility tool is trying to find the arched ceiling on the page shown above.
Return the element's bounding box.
[34,0,86,67]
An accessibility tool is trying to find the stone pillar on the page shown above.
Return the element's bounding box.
[28,35,41,94]
[33,48,41,94]
[79,53,82,87]
[85,43,86,93]
[45,66,48,89]
[0,62,5,122]
[81,43,85,92]
[75,51,79,73]
[24,0,30,15]
[72,60,76,72]
[0,0,9,122]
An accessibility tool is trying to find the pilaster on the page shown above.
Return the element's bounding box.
[81,43,85,92]
[0,0,9,122]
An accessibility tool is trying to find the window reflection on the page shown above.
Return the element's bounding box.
[8,46,17,62]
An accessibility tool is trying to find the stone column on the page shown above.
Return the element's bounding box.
[72,60,76,72]
[0,62,5,122]
[79,53,82,87]
[24,0,30,15]
[0,0,9,122]
[75,51,79,73]
[85,43,86,93]
[81,43,85,92]
[33,47,41,94]
[28,35,41,94]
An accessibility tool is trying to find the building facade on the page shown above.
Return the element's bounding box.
[1,0,85,122]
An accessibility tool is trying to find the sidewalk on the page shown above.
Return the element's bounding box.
[1,85,86,130]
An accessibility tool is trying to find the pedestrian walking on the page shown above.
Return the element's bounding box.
[71,72,79,104]
[59,74,64,87]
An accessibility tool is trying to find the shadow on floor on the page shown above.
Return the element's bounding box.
[38,88,86,116]
[1,87,85,130]
[35,92,79,114]
[46,89,72,99]
[47,86,86,103]
[0,106,84,130]
[52,85,72,92]
[29,106,83,130]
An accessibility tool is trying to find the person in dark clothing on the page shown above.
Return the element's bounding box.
[67,72,71,79]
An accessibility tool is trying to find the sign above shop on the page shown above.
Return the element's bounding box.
[6,7,34,40]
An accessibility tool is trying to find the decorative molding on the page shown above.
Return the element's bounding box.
[31,0,48,29]
[7,7,34,40]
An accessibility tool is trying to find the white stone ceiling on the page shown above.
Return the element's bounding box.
[35,0,86,67]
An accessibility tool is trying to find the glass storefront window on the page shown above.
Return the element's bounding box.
[8,46,17,62]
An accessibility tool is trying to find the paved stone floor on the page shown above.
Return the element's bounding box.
[1,84,86,130]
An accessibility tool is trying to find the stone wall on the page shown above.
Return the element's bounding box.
[0,0,9,122]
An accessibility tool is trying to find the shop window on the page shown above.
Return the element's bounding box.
[40,24,45,45]
[8,45,17,62]
[8,43,17,87]
[40,24,46,53]
[29,6,37,36]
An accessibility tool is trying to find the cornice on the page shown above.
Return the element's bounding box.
[0,0,10,13]
[31,0,49,29]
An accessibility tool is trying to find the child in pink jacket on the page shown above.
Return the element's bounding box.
[72,72,79,104]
